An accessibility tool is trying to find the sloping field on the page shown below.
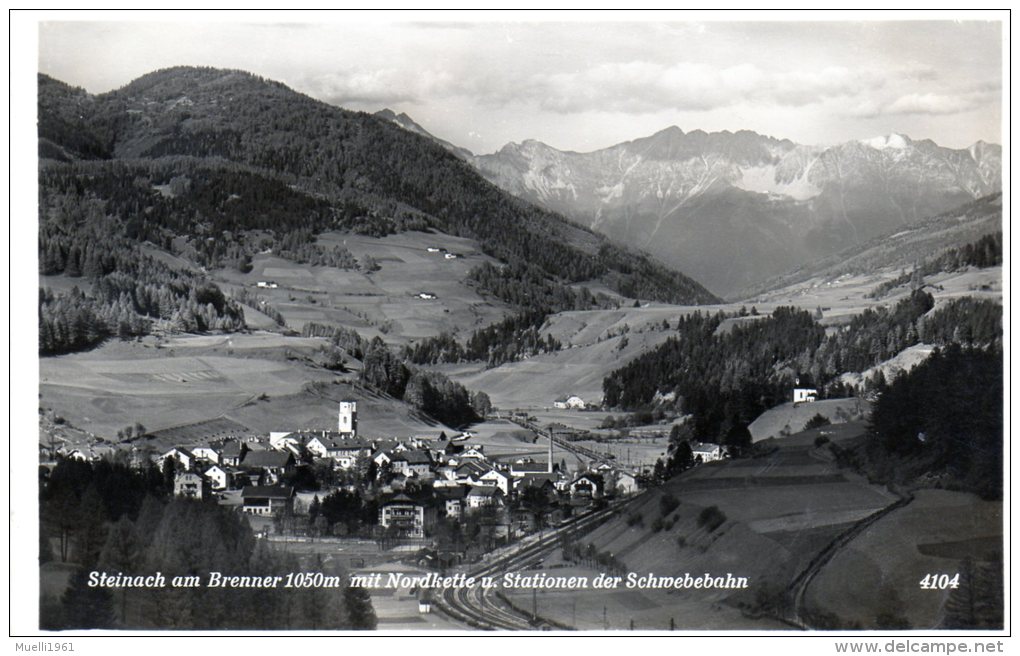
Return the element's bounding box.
[517,431,899,629]
[442,330,677,409]
[748,398,869,442]
[806,489,1003,629]
[39,337,446,441]
[211,230,511,346]
[744,266,1002,317]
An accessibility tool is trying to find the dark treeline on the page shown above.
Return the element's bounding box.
[811,289,936,376]
[39,68,719,307]
[275,230,359,270]
[468,262,614,312]
[919,297,1001,348]
[870,231,1002,299]
[300,323,487,427]
[39,458,376,630]
[404,332,465,365]
[361,337,488,427]
[866,345,1003,499]
[404,310,563,368]
[301,322,368,360]
[603,307,824,443]
[464,310,562,367]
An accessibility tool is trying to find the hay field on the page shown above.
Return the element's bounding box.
[748,398,869,442]
[212,230,511,345]
[38,337,446,441]
[441,330,677,410]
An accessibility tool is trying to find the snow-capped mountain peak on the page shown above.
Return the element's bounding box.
[860,133,910,150]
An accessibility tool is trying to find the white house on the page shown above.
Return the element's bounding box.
[418,292,437,300]
[793,388,818,404]
[444,253,459,260]
[691,442,724,462]
[553,395,586,410]
[615,471,640,495]
[190,446,221,464]
[426,247,441,253]
[466,486,504,509]
[436,486,468,519]
[203,464,233,491]
[478,469,512,496]
[256,281,279,289]
[158,447,195,471]
[372,449,392,467]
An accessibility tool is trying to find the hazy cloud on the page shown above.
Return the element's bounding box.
[849,83,999,118]
[34,19,1004,151]
[498,61,894,114]
[299,68,460,106]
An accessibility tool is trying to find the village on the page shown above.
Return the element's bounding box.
[41,396,740,563]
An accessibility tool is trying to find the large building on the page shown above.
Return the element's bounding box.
[379,494,426,538]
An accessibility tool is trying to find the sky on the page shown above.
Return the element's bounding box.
[37,16,1004,155]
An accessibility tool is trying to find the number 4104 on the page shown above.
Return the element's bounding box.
[919,573,960,589]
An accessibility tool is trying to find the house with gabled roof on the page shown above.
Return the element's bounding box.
[569,472,605,499]
[203,464,237,491]
[241,485,294,516]
[515,472,560,499]
[371,448,392,467]
[379,493,427,538]
[158,447,195,471]
[466,486,504,510]
[479,468,512,496]
[390,449,433,478]
[458,445,486,460]
[240,450,295,484]
[454,460,489,483]
[434,485,469,519]
[615,470,640,495]
[691,442,724,462]
[219,440,248,467]
[190,446,220,464]
[174,472,208,500]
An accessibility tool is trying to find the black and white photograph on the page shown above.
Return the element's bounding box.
[11,9,1009,646]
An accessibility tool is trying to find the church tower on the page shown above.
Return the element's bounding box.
[339,400,357,437]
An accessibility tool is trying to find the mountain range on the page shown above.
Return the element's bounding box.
[376,112,1000,298]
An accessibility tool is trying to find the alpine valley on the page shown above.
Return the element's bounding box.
[37,67,1003,632]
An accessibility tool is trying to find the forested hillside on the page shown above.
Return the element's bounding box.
[38,67,717,324]
[602,292,1002,445]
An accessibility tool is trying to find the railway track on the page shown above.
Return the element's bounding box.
[432,502,624,630]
